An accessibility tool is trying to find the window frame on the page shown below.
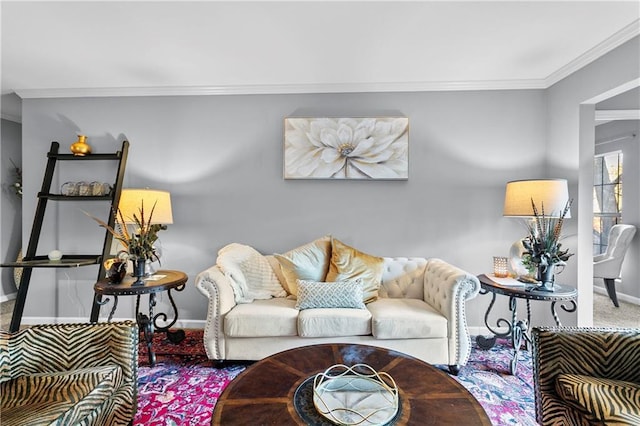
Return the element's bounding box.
[593,150,623,255]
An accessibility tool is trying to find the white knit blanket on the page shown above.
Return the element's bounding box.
[216,243,286,303]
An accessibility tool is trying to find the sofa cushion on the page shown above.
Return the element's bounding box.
[367,298,448,339]
[326,238,384,303]
[298,308,372,337]
[295,279,366,310]
[217,243,286,303]
[274,235,331,297]
[555,374,640,424]
[225,298,299,337]
[1,365,123,426]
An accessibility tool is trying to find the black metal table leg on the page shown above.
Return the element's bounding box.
[551,299,577,326]
[476,288,513,350]
[509,296,528,375]
[136,293,157,366]
[153,287,186,344]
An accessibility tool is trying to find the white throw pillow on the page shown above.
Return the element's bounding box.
[295,279,366,310]
[217,243,287,304]
[274,236,331,297]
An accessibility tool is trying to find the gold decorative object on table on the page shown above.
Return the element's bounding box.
[313,363,399,425]
[70,134,92,156]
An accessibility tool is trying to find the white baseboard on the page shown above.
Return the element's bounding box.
[1,292,17,303]
[19,291,637,333]
[593,286,640,305]
[14,321,514,339]
[21,316,207,329]
[468,326,491,336]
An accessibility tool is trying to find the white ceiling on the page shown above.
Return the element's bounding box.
[1,1,639,110]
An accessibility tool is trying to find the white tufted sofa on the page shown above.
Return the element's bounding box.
[196,257,480,374]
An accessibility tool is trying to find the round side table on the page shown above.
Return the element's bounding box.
[94,269,187,366]
[476,273,577,375]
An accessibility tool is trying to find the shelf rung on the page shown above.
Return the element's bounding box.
[48,153,122,160]
[1,255,101,268]
[38,193,113,201]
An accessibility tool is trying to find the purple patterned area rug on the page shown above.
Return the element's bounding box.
[449,338,537,425]
[135,331,536,425]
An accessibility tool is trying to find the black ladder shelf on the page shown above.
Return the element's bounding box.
[2,140,129,332]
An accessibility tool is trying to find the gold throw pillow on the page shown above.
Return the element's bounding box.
[326,238,384,303]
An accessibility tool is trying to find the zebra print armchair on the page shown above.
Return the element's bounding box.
[0,321,138,426]
[532,327,640,426]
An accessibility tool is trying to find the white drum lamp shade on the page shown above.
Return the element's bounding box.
[503,179,570,218]
[118,189,173,225]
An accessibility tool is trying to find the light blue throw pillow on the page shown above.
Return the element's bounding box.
[295,279,366,310]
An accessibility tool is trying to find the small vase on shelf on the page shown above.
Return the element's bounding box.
[70,135,92,156]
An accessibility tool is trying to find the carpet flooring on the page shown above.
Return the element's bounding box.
[136,330,536,425]
[592,290,640,328]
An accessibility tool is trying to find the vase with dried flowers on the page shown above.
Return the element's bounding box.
[521,199,573,291]
[86,201,166,285]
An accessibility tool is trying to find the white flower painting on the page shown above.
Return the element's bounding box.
[284,117,409,180]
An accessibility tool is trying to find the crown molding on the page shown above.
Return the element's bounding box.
[1,113,22,123]
[545,19,640,87]
[14,79,546,99]
[595,109,640,122]
[11,19,640,100]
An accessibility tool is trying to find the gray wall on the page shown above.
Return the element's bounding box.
[546,35,640,324]
[594,120,640,301]
[17,35,640,329]
[21,90,561,327]
[1,118,22,300]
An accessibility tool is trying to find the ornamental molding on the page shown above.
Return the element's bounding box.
[12,20,640,100]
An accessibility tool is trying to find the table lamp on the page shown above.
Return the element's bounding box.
[503,179,570,219]
[503,179,571,278]
[118,188,173,276]
[118,188,173,225]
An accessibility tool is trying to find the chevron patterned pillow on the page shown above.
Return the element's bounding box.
[555,374,640,423]
[295,279,366,310]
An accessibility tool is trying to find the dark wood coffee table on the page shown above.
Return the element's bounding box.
[212,343,490,425]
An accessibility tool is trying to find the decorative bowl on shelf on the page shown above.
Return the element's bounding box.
[312,363,399,425]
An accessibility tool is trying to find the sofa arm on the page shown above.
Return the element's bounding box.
[423,258,480,367]
[532,327,640,425]
[195,265,237,360]
[593,256,623,278]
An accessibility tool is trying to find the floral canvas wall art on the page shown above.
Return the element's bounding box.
[284,117,409,179]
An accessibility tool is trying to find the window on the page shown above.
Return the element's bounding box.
[593,151,623,254]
